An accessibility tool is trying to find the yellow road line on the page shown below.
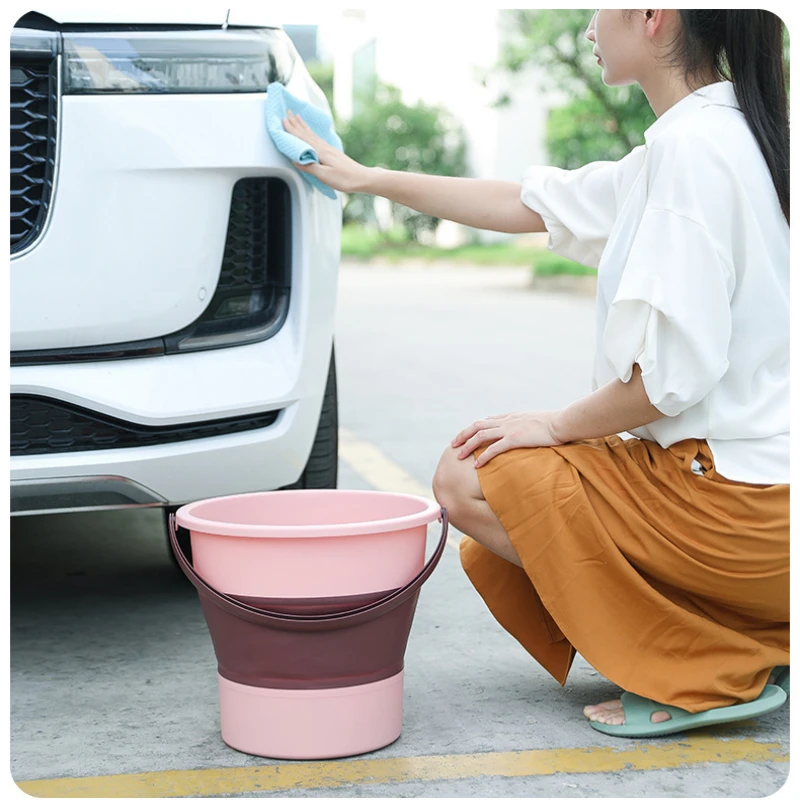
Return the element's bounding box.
[17,734,787,798]
[338,427,462,552]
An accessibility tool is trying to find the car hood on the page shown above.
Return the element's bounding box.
[21,5,282,28]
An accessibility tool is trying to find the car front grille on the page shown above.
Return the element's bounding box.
[10,53,58,254]
[11,395,280,456]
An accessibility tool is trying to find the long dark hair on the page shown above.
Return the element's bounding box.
[673,10,790,224]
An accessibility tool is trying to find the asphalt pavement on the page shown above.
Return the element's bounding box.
[9,263,791,798]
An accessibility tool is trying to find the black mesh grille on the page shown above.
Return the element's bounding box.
[217,179,272,291]
[163,177,291,350]
[10,55,58,254]
[11,395,280,456]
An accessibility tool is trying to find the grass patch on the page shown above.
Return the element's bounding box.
[531,249,596,277]
[340,224,595,275]
[340,224,407,257]
[341,225,536,265]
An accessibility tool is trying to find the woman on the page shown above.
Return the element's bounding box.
[283,9,789,737]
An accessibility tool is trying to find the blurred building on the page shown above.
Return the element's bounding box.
[283,24,321,64]
[280,9,558,246]
[328,8,558,244]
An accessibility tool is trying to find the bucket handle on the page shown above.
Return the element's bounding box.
[169,506,450,632]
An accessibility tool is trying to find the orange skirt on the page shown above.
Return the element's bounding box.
[460,436,789,713]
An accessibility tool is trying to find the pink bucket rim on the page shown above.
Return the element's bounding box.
[175,489,443,538]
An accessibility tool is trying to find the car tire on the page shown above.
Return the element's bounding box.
[165,346,339,571]
[281,345,339,490]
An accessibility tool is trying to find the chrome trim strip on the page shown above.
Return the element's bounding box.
[10,475,168,516]
[11,338,165,366]
[10,28,59,56]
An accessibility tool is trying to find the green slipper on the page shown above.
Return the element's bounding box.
[770,666,790,696]
[589,684,787,739]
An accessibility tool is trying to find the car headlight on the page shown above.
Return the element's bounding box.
[63,28,297,94]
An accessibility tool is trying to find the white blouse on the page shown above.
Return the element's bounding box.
[521,81,789,485]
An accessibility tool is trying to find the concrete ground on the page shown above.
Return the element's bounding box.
[9,264,790,798]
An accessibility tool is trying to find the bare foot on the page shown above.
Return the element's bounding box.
[583,698,672,726]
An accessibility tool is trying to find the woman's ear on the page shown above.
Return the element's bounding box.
[644,9,672,40]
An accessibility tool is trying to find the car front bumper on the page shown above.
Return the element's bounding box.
[10,63,342,512]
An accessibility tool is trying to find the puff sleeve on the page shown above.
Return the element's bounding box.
[520,146,643,269]
[603,207,734,417]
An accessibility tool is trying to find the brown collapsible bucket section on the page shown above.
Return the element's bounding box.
[169,510,449,691]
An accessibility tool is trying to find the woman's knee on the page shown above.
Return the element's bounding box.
[432,445,481,511]
[432,445,463,508]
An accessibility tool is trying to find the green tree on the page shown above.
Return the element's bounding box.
[547,90,655,168]
[306,60,335,118]
[339,82,468,242]
[495,9,654,167]
[495,10,790,169]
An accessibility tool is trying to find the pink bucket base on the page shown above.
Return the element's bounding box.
[218,671,405,760]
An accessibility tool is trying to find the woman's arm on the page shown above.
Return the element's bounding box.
[452,364,665,468]
[283,110,546,234]
[367,170,546,234]
[550,363,664,443]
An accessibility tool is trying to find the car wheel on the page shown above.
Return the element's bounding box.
[281,345,339,490]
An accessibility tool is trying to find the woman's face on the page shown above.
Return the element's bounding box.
[585,9,648,87]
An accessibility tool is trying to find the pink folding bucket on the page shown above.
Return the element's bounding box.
[171,489,448,760]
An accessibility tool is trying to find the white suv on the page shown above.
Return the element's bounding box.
[10,8,342,519]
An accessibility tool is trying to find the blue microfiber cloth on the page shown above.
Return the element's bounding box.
[264,81,343,199]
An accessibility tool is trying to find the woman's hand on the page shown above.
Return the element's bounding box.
[282,110,373,194]
[451,412,565,469]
